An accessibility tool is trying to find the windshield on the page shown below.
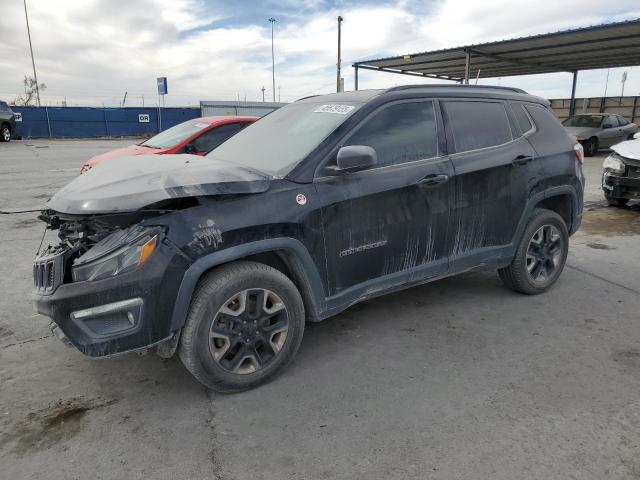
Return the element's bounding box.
[207,102,360,175]
[562,115,603,128]
[141,120,210,148]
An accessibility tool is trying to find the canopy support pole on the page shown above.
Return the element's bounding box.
[354,64,359,91]
[464,50,471,84]
[569,70,578,116]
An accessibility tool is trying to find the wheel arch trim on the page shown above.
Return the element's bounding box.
[170,238,326,332]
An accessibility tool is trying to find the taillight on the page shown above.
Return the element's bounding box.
[573,143,584,164]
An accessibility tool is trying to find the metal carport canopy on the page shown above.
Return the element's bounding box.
[353,19,640,115]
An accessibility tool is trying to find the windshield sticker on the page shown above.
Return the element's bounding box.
[314,104,355,115]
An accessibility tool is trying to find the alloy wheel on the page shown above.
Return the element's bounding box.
[209,289,289,374]
[525,225,563,284]
[2,128,9,141]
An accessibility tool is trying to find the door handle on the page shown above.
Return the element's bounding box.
[512,155,534,166]
[417,173,449,187]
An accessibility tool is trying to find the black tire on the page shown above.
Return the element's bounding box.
[0,124,10,142]
[178,261,305,392]
[605,193,629,207]
[583,137,597,157]
[498,209,569,295]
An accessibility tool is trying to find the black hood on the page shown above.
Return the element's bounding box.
[47,154,272,214]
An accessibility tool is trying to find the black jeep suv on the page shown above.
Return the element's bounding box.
[34,85,584,392]
[0,100,17,142]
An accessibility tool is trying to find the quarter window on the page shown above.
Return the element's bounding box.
[344,101,438,168]
[604,116,619,128]
[618,116,629,126]
[510,103,534,135]
[443,101,513,153]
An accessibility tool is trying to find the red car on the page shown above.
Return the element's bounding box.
[80,116,256,173]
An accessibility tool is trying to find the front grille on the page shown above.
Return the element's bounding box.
[33,248,65,294]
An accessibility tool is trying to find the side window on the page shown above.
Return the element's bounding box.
[0,101,8,111]
[604,115,618,128]
[510,102,534,136]
[344,101,438,168]
[618,116,629,126]
[443,101,512,153]
[191,123,248,153]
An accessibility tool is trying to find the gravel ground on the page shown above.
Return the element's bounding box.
[1,139,639,480]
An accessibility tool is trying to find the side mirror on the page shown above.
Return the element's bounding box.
[333,145,377,173]
[184,144,197,154]
[603,123,613,129]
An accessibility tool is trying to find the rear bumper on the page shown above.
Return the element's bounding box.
[33,244,189,357]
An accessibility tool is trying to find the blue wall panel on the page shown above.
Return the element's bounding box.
[11,106,201,139]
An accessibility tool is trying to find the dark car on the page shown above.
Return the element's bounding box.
[563,113,638,156]
[34,85,584,392]
[602,134,640,206]
[0,100,17,142]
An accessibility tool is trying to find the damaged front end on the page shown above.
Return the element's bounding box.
[602,140,640,201]
[34,209,191,358]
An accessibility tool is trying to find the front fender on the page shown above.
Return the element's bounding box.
[169,238,326,332]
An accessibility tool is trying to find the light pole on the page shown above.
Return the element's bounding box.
[23,0,41,106]
[268,17,276,102]
[337,16,343,92]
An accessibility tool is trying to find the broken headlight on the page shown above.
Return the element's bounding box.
[72,226,160,282]
[603,154,625,174]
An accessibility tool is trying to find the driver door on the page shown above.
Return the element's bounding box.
[315,99,453,297]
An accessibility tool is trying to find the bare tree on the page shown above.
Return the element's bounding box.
[13,75,46,106]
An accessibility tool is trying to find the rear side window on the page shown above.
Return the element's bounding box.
[618,116,629,126]
[604,115,619,128]
[192,122,248,153]
[510,103,534,135]
[524,104,573,156]
[345,101,438,167]
[0,101,8,111]
[443,101,512,153]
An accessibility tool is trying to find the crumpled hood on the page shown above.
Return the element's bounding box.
[611,138,640,161]
[47,154,271,214]
[564,126,600,138]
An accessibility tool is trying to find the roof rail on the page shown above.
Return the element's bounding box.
[386,84,527,94]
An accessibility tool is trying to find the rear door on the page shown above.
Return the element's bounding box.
[599,115,624,147]
[441,99,538,269]
[316,99,453,297]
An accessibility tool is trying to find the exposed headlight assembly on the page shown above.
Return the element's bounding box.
[72,226,160,282]
[602,154,625,174]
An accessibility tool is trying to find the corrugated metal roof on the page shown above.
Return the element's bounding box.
[355,19,640,81]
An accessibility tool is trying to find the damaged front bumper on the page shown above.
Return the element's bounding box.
[33,223,190,357]
[602,170,640,200]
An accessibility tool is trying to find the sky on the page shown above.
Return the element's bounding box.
[0,0,639,107]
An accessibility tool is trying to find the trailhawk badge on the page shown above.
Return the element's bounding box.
[296,194,307,205]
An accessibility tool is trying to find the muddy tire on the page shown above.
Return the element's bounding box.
[178,261,305,392]
[605,193,629,207]
[0,124,10,142]
[583,137,597,157]
[498,209,569,295]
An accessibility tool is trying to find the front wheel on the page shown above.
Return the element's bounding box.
[498,209,569,295]
[0,125,10,142]
[178,261,305,392]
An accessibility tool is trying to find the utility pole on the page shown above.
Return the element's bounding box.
[261,86,265,102]
[337,16,343,92]
[621,71,628,98]
[23,0,41,106]
[269,17,276,102]
[603,68,610,99]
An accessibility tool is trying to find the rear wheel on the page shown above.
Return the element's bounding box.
[499,209,569,295]
[583,137,597,157]
[178,261,305,392]
[0,124,10,142]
